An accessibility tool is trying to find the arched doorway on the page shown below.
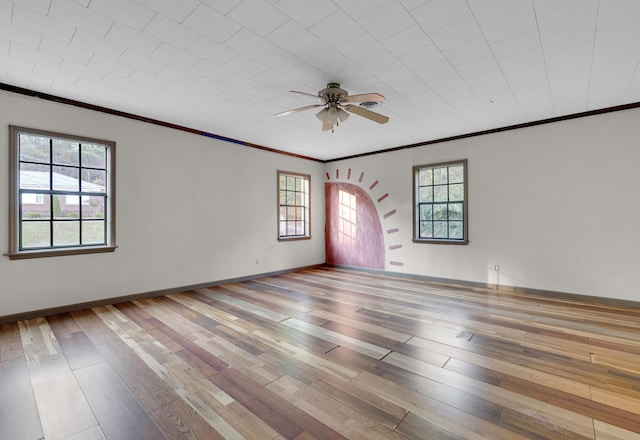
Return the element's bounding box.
[325,182,385,270]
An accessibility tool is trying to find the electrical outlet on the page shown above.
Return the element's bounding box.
[256,258,260,265]
[494,265,499,272]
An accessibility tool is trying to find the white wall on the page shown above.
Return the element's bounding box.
[3,89,639,316]
[0,90,326,317]
[326,108,640,302]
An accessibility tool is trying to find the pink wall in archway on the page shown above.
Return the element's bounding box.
[325,182,385,270]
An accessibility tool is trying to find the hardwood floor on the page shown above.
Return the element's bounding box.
[1,266,640,439]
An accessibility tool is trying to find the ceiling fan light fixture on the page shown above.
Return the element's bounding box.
[327,105,338,123]
[337,107,350,122]
[321,116,334,132]
[315,108,328,121]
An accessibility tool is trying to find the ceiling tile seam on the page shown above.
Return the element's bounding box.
[106,20,202,80]
[586,0,601,110]
[622,56,640,104]
[11,3,70,45]
[531,0,556,115]
[397,7,501,127]
[175,2,200,25]
[403,10,453,73]
[10,40,57,74]
[19,8,113,77]
[465,6,530,122]
[265,20,318,57]
[185,9,239,47]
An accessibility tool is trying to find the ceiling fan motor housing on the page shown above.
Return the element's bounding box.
[320,82,348,104]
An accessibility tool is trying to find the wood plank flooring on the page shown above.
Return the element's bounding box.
[1,266,640,439]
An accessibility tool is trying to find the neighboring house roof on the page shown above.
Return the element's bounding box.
[20,171,104,192]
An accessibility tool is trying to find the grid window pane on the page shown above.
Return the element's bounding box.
[420,221,433,238]
[52,166,80,191]
[419,205,432,221]
[19,134,50,163]
[449,183,464,201]
[82,220,105,244]
[433,204,447,220]
[449,221,464,239]
[449,165,464,183]
[20,163,51,190]
[81,144,106,168]
[419,169,432,186]
[433,167,448,185]
[434,185,448,202]
[22,193,51,219]
[53,221,80,246]
[286,191,295,205]
[54,194,79,219]
[81,169,106,192]
[448,203,463,220]
[82,196,105,219]
[22,222,50,248]
[53,139,79,166]
[434,221,448,238]
[414,160,467,243]
[419,187,432,203]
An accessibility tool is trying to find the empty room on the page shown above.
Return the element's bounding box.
[1,1,640,439]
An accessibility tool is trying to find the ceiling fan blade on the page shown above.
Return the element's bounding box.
[274,104,323,117]
[344,105,389,124]
[339,92,385,103]
[290,90,321,99]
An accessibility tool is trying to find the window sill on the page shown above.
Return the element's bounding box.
[412,238,468,245]
[5,245,117,260]
[278,236,311,242]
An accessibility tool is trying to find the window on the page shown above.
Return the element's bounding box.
[278,171,310,240]
[7,126,116,259]
[413,160,468,244]
[338,189,356,247]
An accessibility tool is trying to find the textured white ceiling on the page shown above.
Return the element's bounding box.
[1,0,640,160]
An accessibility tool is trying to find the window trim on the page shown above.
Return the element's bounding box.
[413,159,468,245]
[277,170,311,241]
[6,125,117,260]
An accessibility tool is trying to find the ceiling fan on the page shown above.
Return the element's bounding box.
[274,82,389,132]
